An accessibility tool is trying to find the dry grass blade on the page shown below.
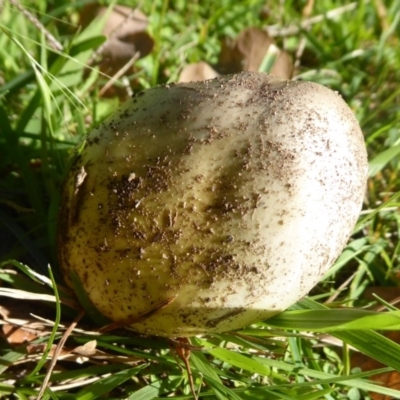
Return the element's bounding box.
[36,310,85,400]
[265,2,361,37]
[99,51,140,96]
[0,287,56,302]
[49,376,102,392]
[7,0,63,50]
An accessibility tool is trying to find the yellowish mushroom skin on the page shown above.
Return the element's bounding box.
[58,72,368,337]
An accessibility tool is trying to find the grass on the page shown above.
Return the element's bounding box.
[1,0,400,399]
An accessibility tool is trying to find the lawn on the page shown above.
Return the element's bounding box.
[1,1,400,399]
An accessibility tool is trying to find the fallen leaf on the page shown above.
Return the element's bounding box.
[0,301,49,346]
[1,324,39,345]
[72,340,97,356]
[270,50,294,79]
[179,61,219,83]
[348,284,400,398]
[80,4,154,98]
[26,343,57,355]
[363,286,400,306]
[218,27,293,79]
[352,331,400,400]
[179,27,293,83]
[219,27,274,73]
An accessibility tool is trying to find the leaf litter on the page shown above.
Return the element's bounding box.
[179,27,293,83]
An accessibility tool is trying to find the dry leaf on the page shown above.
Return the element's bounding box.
[352,331,400,399]
[1,324,39,345]
[80,4,154,98]
[363,286,400,305]
[218,27,293,79]
[80,4,154,62]
[270,50,294,79]
[0,301,49,346]
[180,27,293,83]
[219,27,274,73]
[72,340,98,356]
[349,285,400,398]
[179,62,219,83]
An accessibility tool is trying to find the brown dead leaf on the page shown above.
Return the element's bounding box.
[80,4,154,98]
[348,285,400,399]
[219,27,274,73]
[218,27,293,79]
[352,331,400,400]
[72,340,97,356]
[25,343,49,354]
[1,324,39,345]
[25,343,71,358]
[0,301,49,346]
[350,285,400,398]
[179,27,293,83]
[270,50,294,79]
[363,286,400,306]
[179,62,219,83]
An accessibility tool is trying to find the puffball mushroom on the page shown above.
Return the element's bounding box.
[58,72,368,337]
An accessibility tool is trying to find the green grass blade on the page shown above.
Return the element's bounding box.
[28,265,61,377]
[205,347,270,376]
[69,271,111,326]
[76,364,149,400]
[266,309,400,331]
[0,347,27,375]
[368,144,400,177]
[255,357,400,397]
[127,380,161,400]
[292,298,400,371]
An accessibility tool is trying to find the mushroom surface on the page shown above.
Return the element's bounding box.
[58,72,368,337]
